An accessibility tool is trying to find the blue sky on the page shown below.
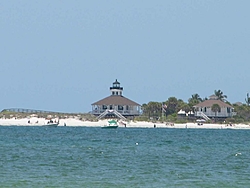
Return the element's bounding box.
[1,0,250,113]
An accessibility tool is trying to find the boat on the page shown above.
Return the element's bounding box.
[43,119,59,127]
[43,123,59,127]
[101,120,118,129]
[196,119,206,125]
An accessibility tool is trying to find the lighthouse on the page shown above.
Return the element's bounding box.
[110,79,123,96]
[91,79,141,118]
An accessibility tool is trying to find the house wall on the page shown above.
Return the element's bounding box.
[92,105,140,116]
[195,107,235,118]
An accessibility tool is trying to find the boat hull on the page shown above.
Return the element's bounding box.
[43,123,58,127]
[101,125,118,129]
[102,119,119,129]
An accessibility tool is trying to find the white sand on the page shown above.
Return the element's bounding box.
[0,117,250,129]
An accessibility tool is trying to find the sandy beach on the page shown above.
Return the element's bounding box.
[0,117,249,129]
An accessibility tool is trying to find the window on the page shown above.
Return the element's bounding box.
[118,105,123,111]
[103,105,107,110]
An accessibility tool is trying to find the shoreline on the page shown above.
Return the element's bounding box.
[0,117,249,129]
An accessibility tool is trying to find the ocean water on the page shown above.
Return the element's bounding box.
[1,126,250,188]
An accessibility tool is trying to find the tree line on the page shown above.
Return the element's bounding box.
[137,90,250,123]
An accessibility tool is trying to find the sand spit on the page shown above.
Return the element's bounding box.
[0,117,249,129]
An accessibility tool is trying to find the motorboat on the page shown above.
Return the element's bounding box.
[43,119,59,127]
[101,120,118,129]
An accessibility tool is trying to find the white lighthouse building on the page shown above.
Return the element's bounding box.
[91,79,141,119]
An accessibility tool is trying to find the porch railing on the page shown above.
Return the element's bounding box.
[92,109,140,116]
[194,111,237,118]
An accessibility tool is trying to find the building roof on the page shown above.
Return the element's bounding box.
[92,95,140,106]
[113,79,120,84]
[209,95,218,100]
[194,99,233,108]
[177,109,186,115]
[234,102,243,106]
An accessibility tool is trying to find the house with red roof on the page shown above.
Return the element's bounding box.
[193,95,236,120]
[91,79,141,119]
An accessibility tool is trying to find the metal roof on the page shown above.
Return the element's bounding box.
[92,95,140,106]
[194,99,233,108]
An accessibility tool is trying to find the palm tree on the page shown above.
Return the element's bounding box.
[214,90,227,101]
[188,94,202,109]
[141,103,149,118]
[181,104,191,119]
[245,93,250,106]
[203,97,208,101]
[147,102,162,120]
[211,104,221,122]
[166,97,178,115]
[189,94,202,102]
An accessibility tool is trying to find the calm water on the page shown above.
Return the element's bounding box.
[1,126,250,188]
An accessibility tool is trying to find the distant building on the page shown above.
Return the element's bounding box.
[234,102,243,106]
[91,79,141,118]
[194,95,236,120]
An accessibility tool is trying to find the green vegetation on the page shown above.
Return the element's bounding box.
[140,91,250,124]
[0,110,97,121]
[211,104,221,122]
[2,89,250,124]
[245,93,250,106]
[214,89,227,101]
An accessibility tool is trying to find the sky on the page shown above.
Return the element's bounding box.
[1,0,250,113]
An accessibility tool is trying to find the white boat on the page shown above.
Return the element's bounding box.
[43,120,59,127]
[43,123,58,127]
[101,120,118,129]
[196,119,206,125]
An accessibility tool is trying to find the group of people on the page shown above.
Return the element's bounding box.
[28,120,38,124]
[47,119,60,124]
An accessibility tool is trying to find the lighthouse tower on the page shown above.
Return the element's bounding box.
[110,79,123,96]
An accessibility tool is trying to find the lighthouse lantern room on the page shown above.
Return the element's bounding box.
[110,79,123,96]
